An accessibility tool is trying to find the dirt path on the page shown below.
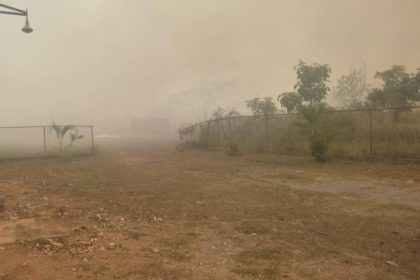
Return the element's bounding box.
[254,169,420,208]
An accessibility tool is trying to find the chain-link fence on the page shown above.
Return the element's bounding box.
[0,125,95,159]
[182,107,420,159]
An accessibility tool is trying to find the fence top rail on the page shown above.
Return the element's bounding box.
[183,105,420,129]
[0,125,94,129]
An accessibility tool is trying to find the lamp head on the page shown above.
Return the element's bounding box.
[21,11,33,33]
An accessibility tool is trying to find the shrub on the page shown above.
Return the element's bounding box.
[297,102,334,162]
[310,131,331,162]
[223,136,241,156]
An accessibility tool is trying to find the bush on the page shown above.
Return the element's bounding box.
[297,102,334,162]
[310,132,330,162]
[223,136,241,156]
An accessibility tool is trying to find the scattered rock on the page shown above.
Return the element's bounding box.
[69,248,78,255]
[107,242,117,250]
[406,179,415,184]
[196,200,206,206]
[28,204,49,210]
[152,248,160,253]
[151,216,163,223]
[73,225,87,233]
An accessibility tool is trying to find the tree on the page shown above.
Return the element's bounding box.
[245,97,277,151]
[333,66,368,109]
[277,91,302,113]
[211,107,226,120]
[245,97,277,117]
[289,60,333,162]
[366,65,420,108]
[226,108,241,117]
[294,60,332,103]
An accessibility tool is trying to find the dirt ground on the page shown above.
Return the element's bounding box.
[0,140,419,280]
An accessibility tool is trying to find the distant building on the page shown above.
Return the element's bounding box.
[130,117,171,135]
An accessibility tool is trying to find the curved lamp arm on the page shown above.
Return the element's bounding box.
[0,3,33,33]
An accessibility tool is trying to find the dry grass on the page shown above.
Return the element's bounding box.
[0,141,419,279]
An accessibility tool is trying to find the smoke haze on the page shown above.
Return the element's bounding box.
[1,0,419,130]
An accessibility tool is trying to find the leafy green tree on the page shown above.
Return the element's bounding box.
[245,97,277,151]
[277,91,302,113]
[294,60,332,103]
[366,65,420,108]
[245,97,277,117]
[333,66,368,109]
[289,60,333,161]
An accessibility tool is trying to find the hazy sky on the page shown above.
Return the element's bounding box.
[1,0,419,126]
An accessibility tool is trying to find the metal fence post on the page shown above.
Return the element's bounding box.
[369,109,373,156]
[227,117,232,138]
[90,126,95,154]
[265,117,270,151]
[207,121,211,147]
[43,127,47,154]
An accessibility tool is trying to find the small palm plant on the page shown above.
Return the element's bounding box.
[69,129,84,150]
[50,122,83,153]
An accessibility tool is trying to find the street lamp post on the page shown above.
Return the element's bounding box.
[0,3,33,33]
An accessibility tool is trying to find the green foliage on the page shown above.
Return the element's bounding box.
[367,65,420,108]
[278,91,302,113]
[296,102,334,162]
[275,60,333,161]
[333,66,368,109]
[245,97,277,117]
[294,60,332,103]
[223,136,241,156]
